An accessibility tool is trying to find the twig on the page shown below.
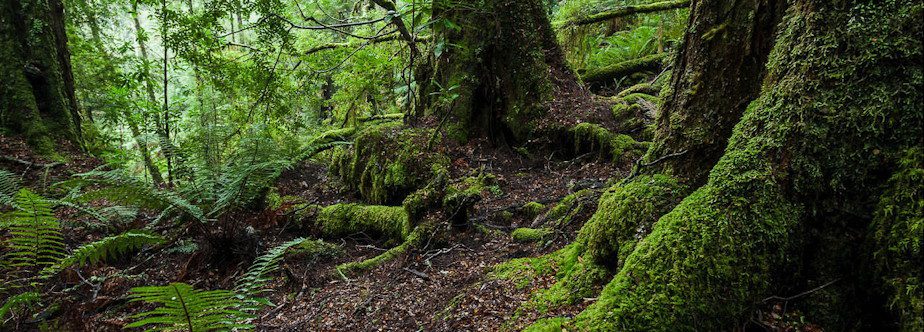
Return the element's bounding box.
[761,279,840,303]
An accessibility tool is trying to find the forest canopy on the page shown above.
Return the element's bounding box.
[1,0,921,330]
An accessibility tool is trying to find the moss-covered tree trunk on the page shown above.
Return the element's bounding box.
[416,0,568,143]
[644,0,784,186]
[556,0,922,330]
[0,0,82,152]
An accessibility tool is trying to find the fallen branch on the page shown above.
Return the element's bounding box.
[558,0,691,28]
[0,156,62,168]
[581,53,669,84]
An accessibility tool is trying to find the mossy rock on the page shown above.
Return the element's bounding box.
[329,123,449,205]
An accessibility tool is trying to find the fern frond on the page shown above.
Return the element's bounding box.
[0,169,21,207]
[61,170,206,223]
[1,189,64,275]
[40,230,164,277]
[235,238,308,297]
[126,283,253,331]
[0,291,40,321]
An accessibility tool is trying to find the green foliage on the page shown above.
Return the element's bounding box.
[1,189,64,276]
[236,238,309,297]
[126,283,254,331]
[0,291,40,322]
[41,230,165,278]
[0,169,20,207]
[62,169,206,223]
[871,148,924,331]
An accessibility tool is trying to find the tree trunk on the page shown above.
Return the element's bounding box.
[416,0,569,143]
[644,0,785,186]
[0,0,82,152]
[560,0,922,329]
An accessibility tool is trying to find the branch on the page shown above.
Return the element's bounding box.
[581,53,668,84]
[370,0,419,55]
[304,35,430,55]
[558,0,691,27]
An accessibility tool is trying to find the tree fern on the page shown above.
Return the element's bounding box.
[1,189,64,277]
[126,283,253,331]
[40,230,165,277]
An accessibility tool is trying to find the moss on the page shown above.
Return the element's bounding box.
[577,175,688,266]
[511,227,552,243]
[289,239,343,258]
[545,189,594,227]
[442,172,501,224]
[871,148,923,331]
[316,204,410,241]
[329,123,449,204]
[402,166,449,220]
[336,224,428,277]
[570,123,646,163]
[493,245,573,289]
[523,317,568,332]
[521,202,546,219]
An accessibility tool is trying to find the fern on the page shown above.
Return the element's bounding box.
[236,238,308,297]
[0,291,40,321]
[61,170,206,223]
[126,283,253,331]
[40,230,164,277]
[1,169,21,207]
[1,189,64,276]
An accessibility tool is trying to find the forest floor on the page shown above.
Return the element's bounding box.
[2,133,625,331]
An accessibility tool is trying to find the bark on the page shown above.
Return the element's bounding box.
[415,0,569,143]
[644,0,786,186]
[0,0,82,151]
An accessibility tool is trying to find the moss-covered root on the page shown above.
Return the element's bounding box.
[578,175,688,266]
[871,148,923,331]
[316,204,410,242]
[570,123,648,163]
[336,225,427,278]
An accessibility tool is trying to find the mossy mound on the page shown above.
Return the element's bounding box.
[521,202,547,219]
[316,203,410,242]
[570,123,647,163]
[329,123,449,205]
[443,172,501,225]
[511,227,552,243]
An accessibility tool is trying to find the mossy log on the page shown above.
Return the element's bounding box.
[580,53,667,85]
[558,0,691,28]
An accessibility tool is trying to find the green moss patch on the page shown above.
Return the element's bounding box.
[316,203,410,241]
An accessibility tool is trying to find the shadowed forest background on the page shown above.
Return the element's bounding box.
[1,0,921,330]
